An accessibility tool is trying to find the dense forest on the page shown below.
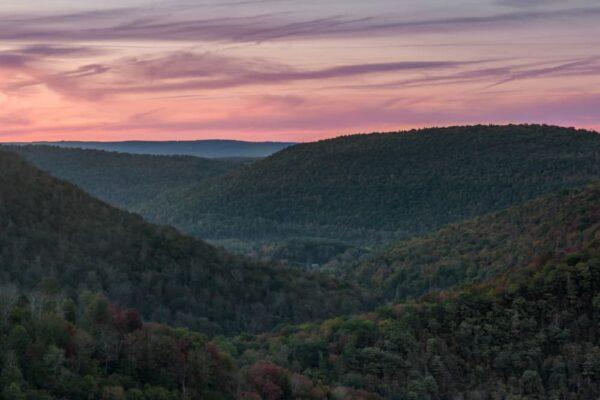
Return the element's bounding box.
[146,125,600,247]
[10,125,600,268]
[232,240,600,399]
[0,151,367,334]
[341,183,600,301]
[6,145,246,211]
[2,125,600,399]
[2,188,600,399]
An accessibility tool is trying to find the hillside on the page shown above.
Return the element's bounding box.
[24,139,295,158]
[146,125,600,248]
[342,183,600,302]
[0,151,367,334]
[2,148,600,399]
[6,145,246,211]
[4,220,600,399]
[231,239,600,399]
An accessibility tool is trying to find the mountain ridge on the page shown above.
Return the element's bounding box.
[145,124,600,246]
[11,139,296,158]
[0,150,367,334]
[341,182,600,302]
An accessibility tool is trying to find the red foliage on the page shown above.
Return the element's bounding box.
[247,361,289,400]
[64,323,78,358]
[123,309,143,332]
[109,305,143,334]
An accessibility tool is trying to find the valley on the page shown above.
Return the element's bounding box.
[2,124,600,399]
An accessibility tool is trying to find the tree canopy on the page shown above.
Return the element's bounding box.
[0,151,367,335]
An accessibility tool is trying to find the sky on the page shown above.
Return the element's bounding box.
[0,0,599,142]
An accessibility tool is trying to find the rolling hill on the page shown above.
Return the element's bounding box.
[2,137,600,399]
[341,182,600,302]
[233,236,600,399]
[6,144,247,211]
[145,125,600,249]
[10,125,600,268]
[21,139,295,158]
[212,183,600,399]
[5,200,600,399]
[0,150,367,334]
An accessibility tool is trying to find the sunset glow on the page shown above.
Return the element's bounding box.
[1,0,600,142]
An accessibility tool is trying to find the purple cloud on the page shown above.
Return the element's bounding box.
[17,44,102,57]
[336,58,600,91]
[0,53,31,68]
[0,44,105,71]
[0,6,598,43]
[2,51,479,99]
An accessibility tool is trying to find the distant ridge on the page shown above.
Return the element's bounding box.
[19,139,296,158]
[6,144,245,210]
[147,124,600,245]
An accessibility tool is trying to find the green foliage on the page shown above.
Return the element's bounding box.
[148,125,600,248]
[11,125,600,268]
[0,292,237,400]
[232,243,600,399]
[6,145,244,210]
[345,183,600,301]
[217,237,370,269]
[0,151,367,334]
[4,125,600,399]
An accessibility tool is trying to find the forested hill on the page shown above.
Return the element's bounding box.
[342,183,600,302]
[147,124,600,245]
[23,139,295,158]
[235,234,600,399]
[0,151,366,334]
[6,145,246,211]
[4,206,600,400]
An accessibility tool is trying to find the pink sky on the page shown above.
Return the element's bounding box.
[1,0,599,142]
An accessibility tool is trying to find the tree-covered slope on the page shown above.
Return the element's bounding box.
[3,194,600,400]
[150,125,600,245]
[0,290,239,400]
[343,183,600,302]
[230,235,600,399]
[5,145,246,211]
[0,151,366,334]
[6,234,600,400]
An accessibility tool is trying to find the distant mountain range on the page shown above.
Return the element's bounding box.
[16,139,296,158]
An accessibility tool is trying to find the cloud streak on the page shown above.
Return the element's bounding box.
[2,91,599,141]
[337,58,600,91]
[2,51,480,99]
[0,5,599,43]
[0,1,599,142]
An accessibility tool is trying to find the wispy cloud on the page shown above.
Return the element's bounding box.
[0,5,599,43]
[0,44,104,70]
[338,58,600,90]
[2,91,599,141]
[2,51,479,99]
[0,1,599,142]
[496,0,563,8]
